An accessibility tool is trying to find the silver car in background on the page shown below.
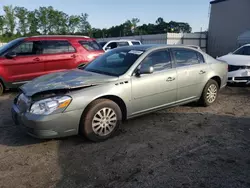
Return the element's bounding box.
[12,45,228,142]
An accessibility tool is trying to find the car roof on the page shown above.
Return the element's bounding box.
[107,39,141,42]
[114,44,203,52]
[26,35,94,40]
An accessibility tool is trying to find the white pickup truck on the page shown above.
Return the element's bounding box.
[98,39,142,52]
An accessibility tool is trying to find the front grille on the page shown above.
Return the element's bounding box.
[234,77,250,80]
[228,65,250,72]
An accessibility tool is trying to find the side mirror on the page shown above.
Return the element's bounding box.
[5,51,17,59]
[136,66,154,76]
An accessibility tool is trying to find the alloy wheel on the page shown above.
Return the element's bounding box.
[206,84,217,103]
[92,107,117,136]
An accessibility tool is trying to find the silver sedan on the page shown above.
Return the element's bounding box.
[12,45,228,142]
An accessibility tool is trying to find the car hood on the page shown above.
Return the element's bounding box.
[21,69,118,96]
[217,54,250,66]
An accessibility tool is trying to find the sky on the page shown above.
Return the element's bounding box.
[0,0,212,32]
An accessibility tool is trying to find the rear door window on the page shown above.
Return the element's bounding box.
[42,40,75,54]
[132,41,141,45]
[141,50,172,72]
[79,40,103,51]
[172,49,200,67]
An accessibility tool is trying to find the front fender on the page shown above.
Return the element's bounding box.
[65,81,132,115]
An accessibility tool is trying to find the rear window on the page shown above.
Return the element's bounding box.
[132,41,141,45]
[117,42,129,47]
[79,40,103,51]
[42,40,75,54]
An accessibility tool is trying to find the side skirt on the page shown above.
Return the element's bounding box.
[127,97,200,120]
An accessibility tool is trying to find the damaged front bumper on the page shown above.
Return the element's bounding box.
[11,102,82,139]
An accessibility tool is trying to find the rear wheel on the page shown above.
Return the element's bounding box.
[199,79,219,107]
[0,81,4,96]
[80,99,122,142]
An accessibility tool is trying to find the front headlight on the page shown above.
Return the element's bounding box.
[30,96,72,115]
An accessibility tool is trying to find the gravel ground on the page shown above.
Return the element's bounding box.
[0,86,250,188]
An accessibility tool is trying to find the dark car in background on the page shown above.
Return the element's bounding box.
[0,35,104,95]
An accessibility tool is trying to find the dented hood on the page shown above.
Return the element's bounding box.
[21,69,118,96]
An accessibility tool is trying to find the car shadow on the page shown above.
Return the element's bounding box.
[0,88,250,187]
[55,112,250,188]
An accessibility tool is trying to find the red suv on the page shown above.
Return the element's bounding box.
[0,35,104,95]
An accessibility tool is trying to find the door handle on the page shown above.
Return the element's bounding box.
[199,70,206,74]
[166,77,175,82]
[33,57,40,61]
[71,54,76,58]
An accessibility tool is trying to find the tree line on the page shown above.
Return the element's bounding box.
[0,5,192,42]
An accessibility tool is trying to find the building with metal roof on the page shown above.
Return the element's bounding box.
[207,0,250,57]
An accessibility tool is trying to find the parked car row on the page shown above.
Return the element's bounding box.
[10,38,228,142]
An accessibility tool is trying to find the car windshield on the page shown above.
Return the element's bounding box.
[233,46,250,55]
[83,48,145,76]
[0,38,24,56]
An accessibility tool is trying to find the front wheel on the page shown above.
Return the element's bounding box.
[80,99,122,142]
[199,79,219,107]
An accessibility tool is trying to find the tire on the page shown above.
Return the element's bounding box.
[199,79,219,107]
[0,81,4,96]
[80,99,122,142]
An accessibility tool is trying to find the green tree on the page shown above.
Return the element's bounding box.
[3,5,16,34]
[28,10,39,35]
[78,13,91,34]
[0,15,5,34]
[67,15,80,34]
[49,9,67,34]
[123,20,132,36]
[46,6,55,34]
[14,7,29,35]
[37,7,49,34]
[155,17,168,33]
[58,12,69,34]
[131,18,140,34]
[156,17,164,25]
